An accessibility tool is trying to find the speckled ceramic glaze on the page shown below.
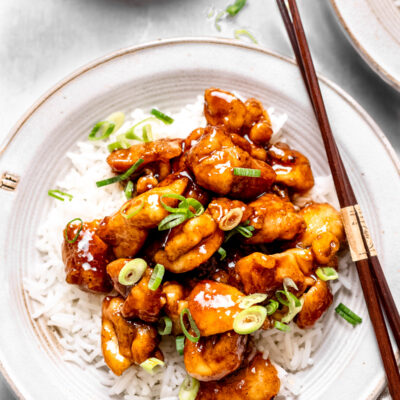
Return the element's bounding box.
[0,38,399,400]
[330,0,400,91]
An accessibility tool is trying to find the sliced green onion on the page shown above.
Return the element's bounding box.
[180,308,201,343]
[63,218,83,244]
[218,247,227,260]
[266,299,279,315]
[116,133,131,149]
[88,111,125,141]
[185,198,204,216]
[148,264,165,291]
[142,124,153,142]
[157,316,172,336]
[150,108,174,124]
[96,158,144,188]
[124,181,134,200]
[176,336,185,355]
[316,267,339,281]
[274,320,290,332]
[233,305,267,334]
[125,117,159,140]
[238,293,267,309]
[215,10,225,31]
[234,29,258,44]
[160,194,188,213]
[233,167,261,177]
[226,0,246,16]
[335,303,362,325]
[158,213,187,231]
[283,277,299,292]
[121,199,144,219]
[179,375,200,400]
[276,279,303,323]
[48,189,73,201]
[140,357,165,374]
[118,258,147,286]
[235,224,255,238]
[107,141,125,152]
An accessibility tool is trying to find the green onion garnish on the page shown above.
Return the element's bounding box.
[157,316,172,336]
[124,181,134,200]
[88,111,125,141]
[48,190,73,202]
[266,299,279,315]
[142,124,153,142]
[238,293,267,309]
[185,198,205,217]
[233,305,267,334]
[217,247,227,260]
[316,267,339,281]
[274,320,290,332]
[158,213,188,231]
[148,264,165,291]
[233,167,261,177]
[226,0,246,16]
[225,220,255,242]
[234,29,258,44]
[176,335,185,355]
[215,10,225,31]
[335,303,362,326]
[160,194,189,214]
[276,278,303,323]
[140,357,165,374]
[63,218,83,244]
[121,199,144,219]
[118,258,147,286]
[96,158,144,188]
[180,308,201,343]
[150,108,174,124]
[179,375,200,400]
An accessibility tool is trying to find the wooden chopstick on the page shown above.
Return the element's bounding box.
[276,1,400,398]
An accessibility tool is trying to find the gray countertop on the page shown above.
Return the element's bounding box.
[0,0,398,398]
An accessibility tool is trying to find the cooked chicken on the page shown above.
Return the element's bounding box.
[197,353,280,400]
[187,281,244,336]
[246,194,305,244]
[97,176,188,257]
[204,88,247,132]
[296,202,345,247]
[184,331,248,381]
[230,133,267,162]
[122,268,166,322]
[162,281,189,335]
[235,249,314,295]
[107,138,183,173]
[186,126,275,199]
[268,142,314,192]
[311,231,340,265]
[62,219,113,293]
[154,213,224,273]
[296,279,333,328]
[106,258,132,297]
[207,198,251,231]
[101,296,162,375]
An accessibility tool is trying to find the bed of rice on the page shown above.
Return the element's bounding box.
[24,95,351,399]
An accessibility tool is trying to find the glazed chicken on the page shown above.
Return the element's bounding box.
[60,88,348,397]
[62,219,112,293]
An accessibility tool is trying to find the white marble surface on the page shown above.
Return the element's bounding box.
[0,0,398,398]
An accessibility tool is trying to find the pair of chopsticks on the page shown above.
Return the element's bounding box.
[276,0,400,398]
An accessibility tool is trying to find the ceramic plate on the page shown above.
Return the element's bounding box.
[330,0,400,91]
[0,38,399,400]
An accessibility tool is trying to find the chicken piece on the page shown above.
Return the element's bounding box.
[204,88,247,132]
[230,133,267,162]
[106,258,133,297]
[296,279,333,328]
[246,194,305,244]
[197,353,280,400]
[136,174,159,194]
[187,281,244,336]
[235,249,314,295]
[296,202,345,247]
[162,281,189,335]
[122,268,166,322]
[154,213,224,273]
[186,126,275,199]
[184,331,248,381]
[62,219,113,293]
[101,296,162,376]
[207,198,251,231]
[311,231,340,265]
[268,142,314,192]
[107,138,183,173]
[97,177,188,258]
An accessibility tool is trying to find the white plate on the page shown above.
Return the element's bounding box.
[330,0,400,91]
[0,38,399,400]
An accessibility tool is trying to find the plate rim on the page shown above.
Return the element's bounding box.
[0,36,398,400]
[329,0,400,92]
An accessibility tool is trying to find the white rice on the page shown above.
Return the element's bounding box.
[25,95,350,399]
